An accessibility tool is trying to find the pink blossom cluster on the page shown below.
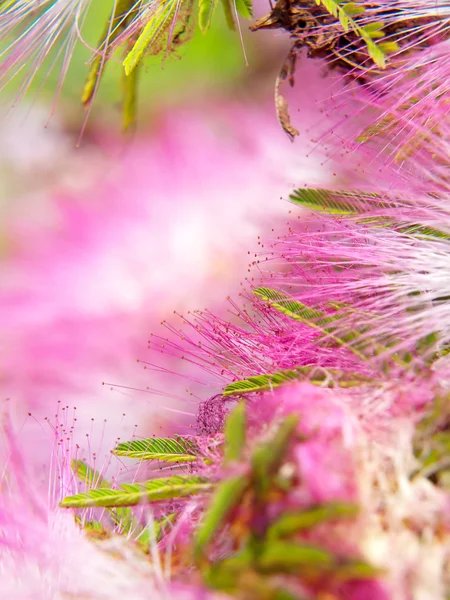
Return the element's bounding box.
[2,3,450,600]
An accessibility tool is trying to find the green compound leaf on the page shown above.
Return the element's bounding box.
[71,460,136,533]
[356,113,396,143]
[257,540,334,573]
[254,287,337,327]
[198,0,219,32]
[194,474,250,560]
[82,0,138,105]
[416,331,439,357]
[224,370,299,396]
[253,287,367,361]
[360,20,385,39]
[71,459,108,489]
[315,0,390,68]
[223,366,371,397]
[121,63,140,131]
[204,548,253,592]
[223,401,247,463]
[290,188,450,241]
[235,0,253,19]
[206,551,302,598]
[357,217,450,241]
[113,436,200,463]
[220,0,236,28]
[289,187,395,215]
[84,519,108,536]
[266,502,359,539]
[137,512,178,547]
[415,430,450,481]
[60,475,212,508]
[333,560,382,581]
[252,414,299,496]
[392,223,450,241]
[378,41,400,54]
[71,461,190,542]
[123,0,181,76]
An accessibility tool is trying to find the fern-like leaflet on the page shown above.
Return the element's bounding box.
[61,475,213,508]
[223,365,371,396]
[315,0,390,68]
[113,435,201,463]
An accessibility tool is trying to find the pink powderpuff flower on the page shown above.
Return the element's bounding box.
[320,26,450,182]
[253,33,450,384]
[4,7,450,598]
[254,382,360,504]
[142,94,450,598]
[0,412,227,600]
[251,0,450,103]
[0,101,333,474]
[255,204,450,374]
[180,381,448,598]
[0,66,364,597]
[259,382,449,600]
[292,22,450,381]
[264,6,450,184]
[158,358,450,596]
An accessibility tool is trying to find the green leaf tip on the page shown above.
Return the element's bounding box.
[223,401,247,463]
[252,414,299,495]
[123,0,180,76]
[266,502,359,539]
[122,64,140,132]
[289,187,392,215]
[194,474,250,560]
[71,459,107,489]
[314,0,389,68]
[198,0,219,33]
[81,0,138,105]
[234,0,253,19]
[257,540,334,573]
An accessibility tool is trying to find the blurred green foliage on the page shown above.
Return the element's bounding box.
[3,1,253,119]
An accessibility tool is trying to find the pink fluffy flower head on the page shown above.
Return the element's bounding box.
[0,409,230,600]
[133,30,450,595]
[3,3,450,599]
[0,99,335,476]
